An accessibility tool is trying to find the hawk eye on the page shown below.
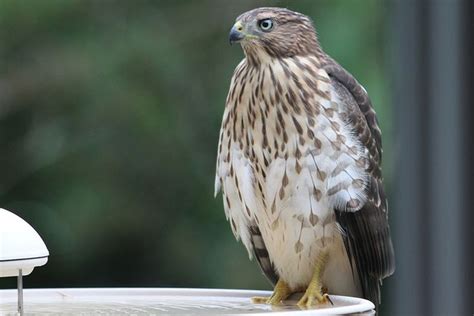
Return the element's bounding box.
[258,19,273,32]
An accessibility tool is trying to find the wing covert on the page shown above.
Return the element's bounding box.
[323,59,395,308]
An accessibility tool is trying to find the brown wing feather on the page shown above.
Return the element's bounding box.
[323,58,382,166]
[323,59,395,309]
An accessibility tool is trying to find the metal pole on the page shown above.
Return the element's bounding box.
[390,1,428,314]
[391,0,468,315]
[428,1,463,315]
[17,269,23,316]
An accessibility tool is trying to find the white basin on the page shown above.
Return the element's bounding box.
[0,288,375,315]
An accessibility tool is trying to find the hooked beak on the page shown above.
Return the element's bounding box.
[229,21,245,45]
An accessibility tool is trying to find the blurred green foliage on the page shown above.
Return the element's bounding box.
[0,0,391,291]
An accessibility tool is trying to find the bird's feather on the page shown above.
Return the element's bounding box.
[249,225,279,285]
[323,60,395,307]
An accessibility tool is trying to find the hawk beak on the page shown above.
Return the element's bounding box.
[229,21,245,45]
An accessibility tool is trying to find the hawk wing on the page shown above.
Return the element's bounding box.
[323,59,395,307]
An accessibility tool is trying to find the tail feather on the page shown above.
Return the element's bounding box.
[249,226,278,285]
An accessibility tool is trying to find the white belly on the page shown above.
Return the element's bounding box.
[260,208,360,296]
[255,164,361,296]
[255,151,361,296]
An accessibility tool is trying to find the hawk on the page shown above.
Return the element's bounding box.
[215,7,395,309]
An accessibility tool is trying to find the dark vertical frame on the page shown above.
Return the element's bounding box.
[390,0,472,315]
[462,0,474,314]
[428,1,464,315]
[391,1,429,314]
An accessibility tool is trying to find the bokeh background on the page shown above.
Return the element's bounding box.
[0,1,472,315]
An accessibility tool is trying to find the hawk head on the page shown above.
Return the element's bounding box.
[229,7,320,60]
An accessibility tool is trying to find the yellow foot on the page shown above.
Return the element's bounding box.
[297,289,332,308]
[252,279,292,305]
[297,250,333,308]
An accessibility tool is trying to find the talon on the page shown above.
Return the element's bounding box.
[324,293,334,306]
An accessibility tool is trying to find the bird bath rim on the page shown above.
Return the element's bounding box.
[0,287,375,315]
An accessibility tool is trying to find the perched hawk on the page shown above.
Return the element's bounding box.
[215,7,395,309]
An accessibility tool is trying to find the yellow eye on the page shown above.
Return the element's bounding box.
[258,19,273,32]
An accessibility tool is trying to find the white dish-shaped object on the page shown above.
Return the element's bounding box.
[0,208,49,277]
[0,288,375,315]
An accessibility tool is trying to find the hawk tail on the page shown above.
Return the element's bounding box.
[249,226,278,286]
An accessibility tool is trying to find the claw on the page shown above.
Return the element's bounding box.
[326,293,334,306]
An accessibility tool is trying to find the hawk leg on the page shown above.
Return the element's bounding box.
[252,279,293,305]
[297,250,333,308]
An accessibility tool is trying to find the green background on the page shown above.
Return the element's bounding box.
[0,0,392,304]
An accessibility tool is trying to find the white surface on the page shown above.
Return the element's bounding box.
[0,288,375,315]
[0,208,49,277]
